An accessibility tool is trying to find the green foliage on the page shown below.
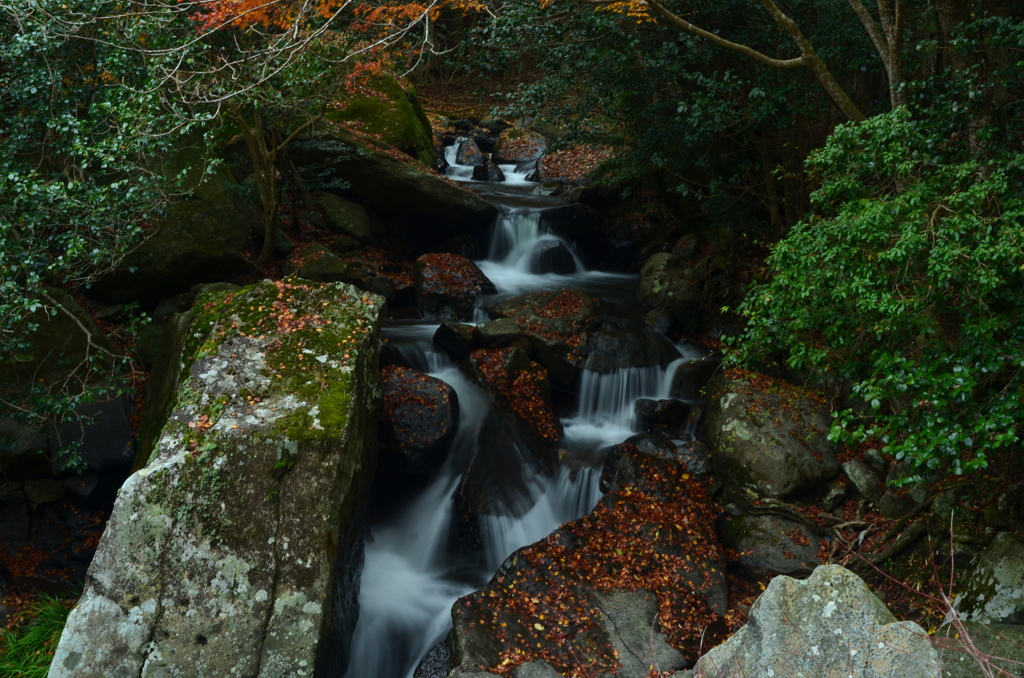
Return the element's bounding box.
[0,597,73,677]
[733,98,1024,476]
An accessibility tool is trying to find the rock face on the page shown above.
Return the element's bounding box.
[283,243,362,284]
[717,513,823,577]
[704,371,840,499]
[319,192,374,242]
[447,442,727,677]
[493,129,548,164]
[636,253,700,326]
[90,191,252,304]
[954,532,1024,625]
[49,280,385,678]
[416,253,496,321]
[379,365,459,474]
[691,565,939,678]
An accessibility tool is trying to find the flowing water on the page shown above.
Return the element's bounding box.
[343,144,702,678]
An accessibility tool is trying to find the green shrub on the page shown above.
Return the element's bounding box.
[0,597,73,678]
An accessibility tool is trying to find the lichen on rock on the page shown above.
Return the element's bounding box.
[50,279,385,678]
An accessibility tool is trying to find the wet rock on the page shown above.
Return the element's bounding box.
[50,280,385,678]
[447,443,727,676]
[456,139,486,166]
[472,162,506,182]
[669,352,722,402]
[529,239,576,275]
[413,641,451,678]
[476,318,527,349]
[487,290,601,390]
[493,129,548,164]
[24,479,67,505]
[676,440,713,478]
[416,253,496,322]
[644,307,673,334]
[705,371,840,499]
[637,253,700,326]
[691,565,938,678]
[844,459,884,504]
[433,322,479,362]
[954,532,1024,624]
[718,513,822,577]
[585,324,680,373]
[283,243,362,284]
[379,365,459,475]
[363,275,397,302]
[319,192,373,242]
[635,399,690,431]
[470,348,562,452]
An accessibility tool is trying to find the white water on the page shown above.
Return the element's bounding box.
[344,146,705,678]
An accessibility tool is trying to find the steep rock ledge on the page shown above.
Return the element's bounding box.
[49,280,385,678]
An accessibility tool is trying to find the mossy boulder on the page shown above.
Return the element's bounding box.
[50,280,385,678]
[955,532,1024,625]
[89,190,253,304]
[318,192,373,242]
[493,128,548,164]
[704,371,840,499]
[636,253,700,328]
[327,74,434,166]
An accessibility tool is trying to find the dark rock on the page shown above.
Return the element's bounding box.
[863,447,888,475]
[843,459,884,504]
[379,365,459,475]
[529,239,575,275]
[283,243,361,284]
[253,219,295,254]
[644,308,672,334]
[956,533,1024,624]
[378,341,412,369]
[319,192,373,242]
[24,479,67,505]
[50,395,133,473]
[486,290,601,390]
[415,253,496,322]
[330,235,362,253]
[0,480,24,507]
[413,641,451,678]
[879,490,919,519]
[718,513,822,577]
[676,440,713,478]
[636,253,700,326]
[456,139,486,166]
[634,398,690,431]
[65,474,101,499]
[95,305,128,323]
[586,325,680,373]
[705,371,840,499]
[472,162,506,182]
[441,133,456,147]
[935,622,1024,678]
[433,322,479,362]
[669,352,722,402]
[472,133,499,154]
[453,119,475,132]
[823,482,848,512]
[447,443,727,676]
[476,318,527,349]
[672,234,699,261]
[136,324,166,368]
[0,503,30,540]
[469,348,561,453]
[363,276,397,302]
[153,292,196,324]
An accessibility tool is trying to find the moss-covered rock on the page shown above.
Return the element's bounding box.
[327,74,434,166]
[50,279,385,678]
[493,128,548,164]
[318,192,373,242]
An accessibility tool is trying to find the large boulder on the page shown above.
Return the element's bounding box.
[689,565,938,678]
[585,325,680,373]
[327,73,434,166]
[290,131,496,248]
[493,128,548,164]
[636,253,700,327]
[283,243,363,284]
[954,532,1024,625]
[934,622,1024,678]
[447,442,727,677]
[705,371,840,499]
[318,192,374,242]
[717,513,823,577]
[486,290,601,390]
[49,280,385,678]
[379,365,459,475]
[89,191,252,304]
[416,253,496,322]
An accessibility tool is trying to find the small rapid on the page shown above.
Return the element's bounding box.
[343,152,701,678]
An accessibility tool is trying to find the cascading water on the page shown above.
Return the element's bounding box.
[343,146,703,678]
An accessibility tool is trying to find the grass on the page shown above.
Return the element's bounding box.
[0,596,73,678]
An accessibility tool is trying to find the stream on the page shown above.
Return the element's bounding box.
[343,143,702,678]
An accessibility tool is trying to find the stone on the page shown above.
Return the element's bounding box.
[283,243,361,284]
[433,322,479,362]
[672,234,699,261]
[448,443,727,676]
[65,474,101,499]
[844,459,884,504]
[290,131,496,249]
[644,307,673,334]
[823,482,848,512]
[717,513,822,577]
[319,192,373,242]
[253,218,296,254]
[879,490,919,519]
[24,479,67,505]
[493,129,548,164]
[135,323,166,368]
[331,235,362,253]
[153,292,197,324]
[635,399,690,431]
[89,191,252,304]
[49,395,134,474]
[363,276,397,302]
[49,280,385,678]
[413,641,451,678]
[472,162,506,182]
[326,73,434,166]
[415,253,496,322]
[864,447,889,475]
[476,318,526,349]
[529,239,575,275]
[455,139,486,166]
[379,365,459,475]
[955,532,1024,625]
[704,371,840,499]
[669,352,722,402]
[0,503,30,540]
[691,565,939,678]
[511,661,561,678]
[636,253,700,325]
[934,622,1024,678]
